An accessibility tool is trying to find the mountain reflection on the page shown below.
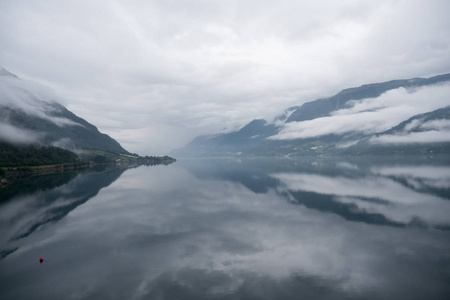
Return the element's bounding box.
[0,166,127,257]
[181,156,450,229]
[1,158,449,299]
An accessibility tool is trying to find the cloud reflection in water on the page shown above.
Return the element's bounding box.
[0,158,449,299]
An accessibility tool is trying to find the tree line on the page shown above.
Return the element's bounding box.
[0,142,80,167]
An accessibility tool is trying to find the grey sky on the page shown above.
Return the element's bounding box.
[1,0,450,154]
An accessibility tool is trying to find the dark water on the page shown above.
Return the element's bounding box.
[1,157,450,300]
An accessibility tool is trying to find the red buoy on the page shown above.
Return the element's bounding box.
[39,257,43,263]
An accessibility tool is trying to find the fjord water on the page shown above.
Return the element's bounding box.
[1,157,450,299]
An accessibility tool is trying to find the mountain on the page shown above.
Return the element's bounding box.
[345,106,450,155]
[174,73,450,157]
[0,68,129,155]
[177,119,279,157]
[286,74,450,123]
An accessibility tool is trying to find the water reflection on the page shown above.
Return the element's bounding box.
[0,157,449,299]
[0,166,127,258]
[273,172,450,228]
[183,157,450,229]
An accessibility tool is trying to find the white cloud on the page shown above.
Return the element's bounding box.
[0,77,82,128]
[420,119,450,130]
[270,84,450,140]
[369,113,450,144]
[370,130,450,144]
[0,121,41,144]
[404,118,424,131]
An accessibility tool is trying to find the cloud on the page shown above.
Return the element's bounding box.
[371,165,450,189]
[370,113,450,144]
[0,121,41,144]
[1,0,450,153]
[0,76,82,127]
[270,84,450,140]
[271,172,450,225]
[420,119,450,130]
[370,130,450,144]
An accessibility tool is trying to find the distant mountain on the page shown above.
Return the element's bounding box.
[0,68,129,155]
[378,105,450,135]
[177,119,278,157]
[286,74,450,123]
[345,106,450,155]
[175,73,450,157]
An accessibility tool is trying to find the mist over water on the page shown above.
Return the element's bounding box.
[1,157,449,299]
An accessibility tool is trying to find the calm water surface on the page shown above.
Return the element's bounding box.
[1,157,450,299]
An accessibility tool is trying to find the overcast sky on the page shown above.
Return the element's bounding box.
[1,0,450,155]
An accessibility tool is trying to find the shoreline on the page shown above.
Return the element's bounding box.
[0,157,177,189]
[0,164,91,189]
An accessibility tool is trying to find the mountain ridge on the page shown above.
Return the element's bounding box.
[0,69,130,155]
[286,73,450,123]
[174,73,450,157]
